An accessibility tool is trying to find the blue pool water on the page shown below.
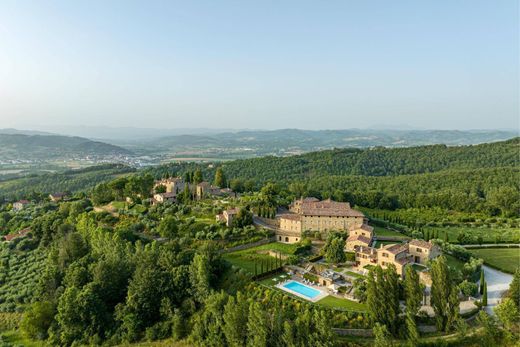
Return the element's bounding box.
[283,281,321,299]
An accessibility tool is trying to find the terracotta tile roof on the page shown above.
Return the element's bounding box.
[347,235,371,245]
[299,199,365,217]
[409,239,433,250]
[396,257,413,265]
[383,243,409,255]
[356,246,377,256]
[3,228,31,242]
[349,223,373,232]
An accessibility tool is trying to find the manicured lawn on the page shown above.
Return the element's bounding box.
[445,254,465,271]
[316,296,366,311]
[223,242,292,275]
[248,242,298,255]
[373,226,409,238]
[470,248,520,274]
[223,252,275,275]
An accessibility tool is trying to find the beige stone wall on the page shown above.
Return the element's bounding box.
[377,249,408,276]
[279,218,301,233]
[408,245,440,265]
[346,239,369,252]
[276,234,301,243]
[301,215,363,233]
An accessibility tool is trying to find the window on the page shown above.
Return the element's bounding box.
[416,248,422,253]
[382,253,389,258]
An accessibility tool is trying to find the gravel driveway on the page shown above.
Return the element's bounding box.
[482,265,513,314]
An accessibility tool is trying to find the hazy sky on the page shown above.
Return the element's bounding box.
[0,0,518,131]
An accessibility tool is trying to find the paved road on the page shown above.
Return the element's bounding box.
[482,265,513,314]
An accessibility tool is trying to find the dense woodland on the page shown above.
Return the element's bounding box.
[0,164,134,201]
[145,139,520,218]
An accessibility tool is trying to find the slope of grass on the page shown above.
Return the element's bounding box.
[316,296,366,312]
[469,248,520,274]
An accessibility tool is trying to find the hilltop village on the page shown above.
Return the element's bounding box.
[0,170,515,347]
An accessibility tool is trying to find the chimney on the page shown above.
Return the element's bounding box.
[380,243,383,249]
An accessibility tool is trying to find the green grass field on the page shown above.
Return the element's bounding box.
[373,226,410,238]
[469,248,520,274]
[316,296,366,311]
[223,242,294,275]
[445,254,465,272]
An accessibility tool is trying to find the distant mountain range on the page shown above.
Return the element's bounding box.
[1,128,517,161]
[126,128,518,158]
[0,133,132,161]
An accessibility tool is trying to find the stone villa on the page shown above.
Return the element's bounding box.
[216,208,239,227]
[353,240,440,277]
[277,198,366,243]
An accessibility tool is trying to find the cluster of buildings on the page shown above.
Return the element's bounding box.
[276,197,440,277]
[277,197,366,243]
[152,177,235,205]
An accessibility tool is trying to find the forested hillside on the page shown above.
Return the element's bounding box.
[0,134,132,160]
[0,164,135,201]
[216,137,519,179]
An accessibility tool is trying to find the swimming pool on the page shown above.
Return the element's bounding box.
[282,281,321,299]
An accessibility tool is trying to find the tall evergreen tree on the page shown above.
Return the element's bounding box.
[431,256,458,332]
[214,168,226,188]
[479,270,485,295]
[246,302,268,347]
[193,170,203,184]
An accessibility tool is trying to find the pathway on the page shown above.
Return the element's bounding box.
[482,265,513,314]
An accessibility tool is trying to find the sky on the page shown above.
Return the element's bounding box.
[0,0,518,131]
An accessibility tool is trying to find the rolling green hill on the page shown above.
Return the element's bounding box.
[0,134,132,160]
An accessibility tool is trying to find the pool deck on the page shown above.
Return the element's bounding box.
[276,279,329,302]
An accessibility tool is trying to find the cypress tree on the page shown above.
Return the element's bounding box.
[482,281,488,306]
[405,311,419,346]
[480,270,485,295]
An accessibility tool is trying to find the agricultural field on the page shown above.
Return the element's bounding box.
[469,248,520,274]
[428,226,520,244]
[0,247,47,312]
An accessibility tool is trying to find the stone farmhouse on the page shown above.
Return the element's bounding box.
[154,177,187,195]
[216,208,239,227]
[352,240,440,277]
[49,192,67,202]
[196,182,236,200]
[277,198,366,243]
[12,200,30,211]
